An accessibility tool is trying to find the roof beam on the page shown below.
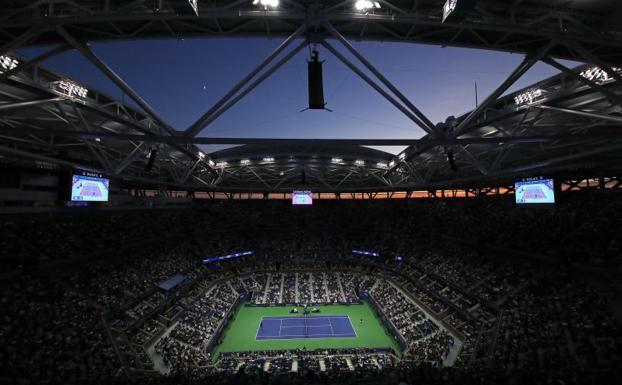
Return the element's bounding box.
[451,40,557,138]
[184,23,308,138]
[536,104,622,124]
[324,21,436,135]
[2,125,618,146]
[321,39,431,131]
[56,26,177,136]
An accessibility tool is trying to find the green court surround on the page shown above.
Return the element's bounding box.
[211,301,401,360]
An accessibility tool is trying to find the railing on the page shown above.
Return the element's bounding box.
[360,292,407,353]
[205,292,249,354]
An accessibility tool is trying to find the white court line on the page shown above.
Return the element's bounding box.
[346,314,358,338]
[256,332,356,339]
[255,315,356,340]
[262,315,350,321]
[280,325,332,329]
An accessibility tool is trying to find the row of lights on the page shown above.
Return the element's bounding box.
[51,79,89,99]
[513,65,621,107]
[252,0,381,11]
[580,66,621,84]
[1,55,91,101]
[514,88,545,106]
[383,66,621,171]
[205,157,394,169]
[0,55,19,73]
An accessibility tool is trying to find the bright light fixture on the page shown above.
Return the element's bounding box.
[376,162,388,169]
[399,152,406,160]
[263,157,275,163]
[580,66,621,84]
[442,0,458,22]
[0,55,19,73]
[253,0,279,8]
[197,151,205,160]
[208,159,215,167]
[331,157,343,163]
[240,159,251,165]
[53,80,88,99]
[389,160,395,167]
[355,159,365,166]
[216,161,228,168]
[514,88,545,106]
[355,0,380,11]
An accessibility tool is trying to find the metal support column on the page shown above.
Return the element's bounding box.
[542,57,622,107]
[321,40,430,130]
[0,25,41,57]
[114,143,147,175]
[183,40,308,136]
[184,23,308,137]
[56,26,177,136]
[0,97,64,111]
[536,104,622,124]
[0,44,68,83]
[451,40,556,137]
[324,21,436,134]
[568,42,622,85]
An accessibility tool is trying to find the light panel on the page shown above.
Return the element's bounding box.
[514,88,545,106]
[354,0,380,11]
[0,55,18,73]
[580,66,621,84]
[51,80,89,99]
[252,0,279,8]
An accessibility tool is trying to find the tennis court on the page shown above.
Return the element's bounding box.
[256,315,357,340]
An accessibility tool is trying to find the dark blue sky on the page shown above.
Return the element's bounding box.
[20,38,576,154]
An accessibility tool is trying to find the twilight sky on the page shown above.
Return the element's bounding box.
[19,37,577,154]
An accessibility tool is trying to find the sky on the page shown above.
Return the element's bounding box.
[19,37,578,154]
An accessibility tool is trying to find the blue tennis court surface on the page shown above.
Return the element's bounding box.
[256,315,357,340]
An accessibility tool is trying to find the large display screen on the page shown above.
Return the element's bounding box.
[292,190,313,205]
[71,170,109,202]
[515,178,555,204]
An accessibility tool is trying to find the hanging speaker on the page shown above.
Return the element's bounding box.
[446,150,458,172]
[308,50,326,110]
[145,149,158,172]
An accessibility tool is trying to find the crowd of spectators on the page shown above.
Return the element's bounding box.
[1,195,621,385]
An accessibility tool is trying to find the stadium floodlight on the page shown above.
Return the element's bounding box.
[355,159,365,166]
[376,162,388,169]
[442,0,458,22]
[0,55,19,73]
[399,152,406,160]
[240,159,251,165]
[208,159,215,167]
[197,151,205,160]
[389,160,395,167]
[331,157,343,164]
[216,161,228,168]
[263,157,275,163]
[252,0,279,8]
[51,79,88,99]
[514,88,545,106]
[354,0,380,11]
[187,0,198,15]
[580,66,621,84]
[352,250,380,257]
